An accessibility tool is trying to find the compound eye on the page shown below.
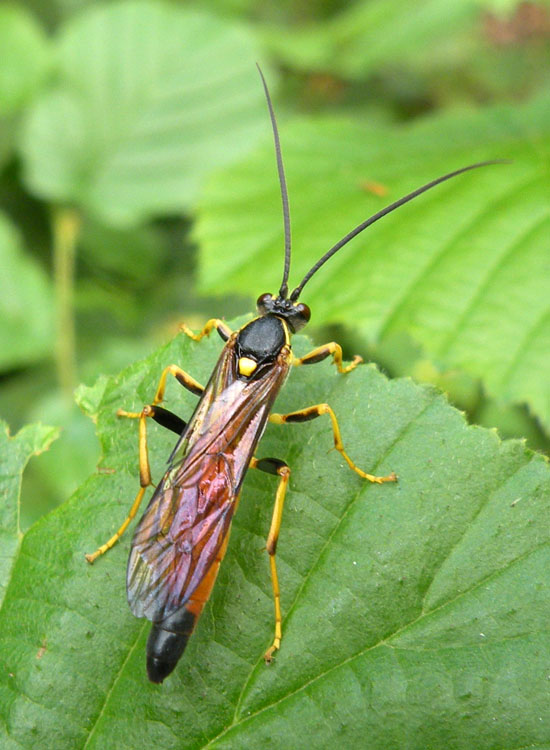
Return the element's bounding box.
[288,302,311,332]
[257,293,272,313]
[295,303,311,323]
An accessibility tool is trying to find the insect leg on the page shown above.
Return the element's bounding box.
[149,364,204,404]
[293,341,362,374]
[117,363,202,435]
[181,318,232,343]
[144,405,186,435]
[269,406,397,483]
[85,406,155,563]
[250,456,291,663]
[86,366,201,563]
[117,405,186,435]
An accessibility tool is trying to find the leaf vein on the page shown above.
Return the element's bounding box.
[440,207,550,356]
[377,172,540,341]
[227,382,436,726]
[81,620,147,750]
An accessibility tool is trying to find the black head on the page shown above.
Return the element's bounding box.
[256,293,310,333]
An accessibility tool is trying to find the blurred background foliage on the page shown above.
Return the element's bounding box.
[0,0,549,528]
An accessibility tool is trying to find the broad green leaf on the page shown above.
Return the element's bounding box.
[19,394,99,529]
[0,421,59,607]
[0,212,54,371]
[0,5,50,116]
[197,95,550,432]
[19,1,266,226]
[1,322,550,748]
[261,0,528,78]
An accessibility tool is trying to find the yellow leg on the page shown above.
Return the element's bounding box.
[150,364,204,402]
[85,487,148,564]
[181,318,232,343]
[86,364,202,563]
[293,341,362,374]
[270,405,397,484]
[265,555,283,663]
[85,408,151,563]
[250,456,291,663]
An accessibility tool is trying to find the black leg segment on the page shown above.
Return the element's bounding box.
[149,405,187,435]
[254,457,289,476]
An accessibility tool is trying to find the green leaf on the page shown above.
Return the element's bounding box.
[0,421,59,607]
[0,211,55,371]
[19,394,100,529]
[262,0,473,78]
[197,95,550,432]
[0,5,50,116]
[1,322,550,748]
[261,0,521,79]
[75,376,109,421]
[19,1,267,226]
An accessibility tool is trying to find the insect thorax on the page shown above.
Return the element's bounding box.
[235,316,288,379]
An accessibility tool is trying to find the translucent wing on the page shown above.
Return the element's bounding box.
[127,340,290,623]
[127,451,237,621]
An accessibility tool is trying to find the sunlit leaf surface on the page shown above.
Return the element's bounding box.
[0,5,50,116]
[0,421,59,606]
[19,1,266,226]
[0,213,54,371]
[1,324,549,748]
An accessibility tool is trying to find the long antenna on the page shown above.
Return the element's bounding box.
[257,64,292,299]
[290,160,508,301]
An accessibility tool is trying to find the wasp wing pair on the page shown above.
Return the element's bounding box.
[127,333,289,626]
[127,321,292,683]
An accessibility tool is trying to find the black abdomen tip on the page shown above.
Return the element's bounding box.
[146,608,196,683]
[147,653,179,684]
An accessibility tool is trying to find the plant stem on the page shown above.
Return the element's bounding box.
[53,207,81,401]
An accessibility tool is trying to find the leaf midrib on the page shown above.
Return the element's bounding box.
[81,620,148,750]
[203,531,550,749]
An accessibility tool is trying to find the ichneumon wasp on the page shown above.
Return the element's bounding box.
[86,66,504,683]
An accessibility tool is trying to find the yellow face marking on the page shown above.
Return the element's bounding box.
[238,357,257,376]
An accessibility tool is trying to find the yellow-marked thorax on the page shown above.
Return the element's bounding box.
[238,357,258,376]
